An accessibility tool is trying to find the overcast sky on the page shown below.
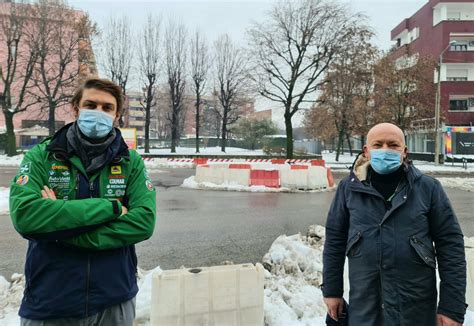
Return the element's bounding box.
[69,0,428,49]
[68,0,428,125]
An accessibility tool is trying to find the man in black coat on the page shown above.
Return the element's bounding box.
[323,123,466,325]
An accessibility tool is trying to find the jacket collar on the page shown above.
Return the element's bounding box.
[350,152,423,187]
[45,123,130,163]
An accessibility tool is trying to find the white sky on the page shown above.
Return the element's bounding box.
[68,0,428,126]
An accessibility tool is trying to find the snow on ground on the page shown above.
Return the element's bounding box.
[137,147,265,156]
[1,226,474,325]
[0,155,23,167]
[438,177,474,192]
[0,188,10,215]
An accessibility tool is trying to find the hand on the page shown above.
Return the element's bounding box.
[41,186,57,200]
[437,314,462,326]
[121,205,128,216]
[324,297,344,321]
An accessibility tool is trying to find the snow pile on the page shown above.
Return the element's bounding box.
[182,176,334,193]
[262,225,329,325]
[135,266,163,325]
[437,177,474,192]
[0,155,23,167]
[0,187,10,215]
[0,273,24,325]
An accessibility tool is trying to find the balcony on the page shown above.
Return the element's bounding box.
[433,3,474,26]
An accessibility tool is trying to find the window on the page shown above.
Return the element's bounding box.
[449,99,468,110]
[447,77,468,81]
[446,69,468,81]
[451,43,468,51]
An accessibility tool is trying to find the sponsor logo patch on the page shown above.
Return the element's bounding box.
[16,175,29,185]
[111,166,122,175]
[52,165,69,170]
[146,180,154,191]
[20,162,31,174]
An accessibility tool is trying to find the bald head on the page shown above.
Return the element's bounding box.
[364,123,407,161]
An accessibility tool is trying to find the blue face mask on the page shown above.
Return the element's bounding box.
[77,109,114,139]
[369,149,403,175]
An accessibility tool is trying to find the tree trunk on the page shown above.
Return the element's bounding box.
[48,102,56,136]
[346,133,353,156]
[5,111,17,156]
[360,135,365,149]
[171,107,178,153]
[195,96,200,153]
[335,129,344,162]
[284,112,293,159]
[220,109,227,152]
[145,105,150,154]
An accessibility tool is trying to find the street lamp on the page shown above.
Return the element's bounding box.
[434,40,456,165]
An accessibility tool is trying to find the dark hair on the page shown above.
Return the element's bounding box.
[71,78,123,116]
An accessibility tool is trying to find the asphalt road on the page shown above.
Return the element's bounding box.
[0,167,472,279]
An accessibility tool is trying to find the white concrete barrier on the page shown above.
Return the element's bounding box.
[308,166,329,189]
[151,264,265,326]
[195,165,227,185]
[280,167,309,189]
[225,168,251,186]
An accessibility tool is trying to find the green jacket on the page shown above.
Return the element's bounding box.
[10,138,156,250]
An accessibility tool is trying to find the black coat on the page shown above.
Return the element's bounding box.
[323,157,467,325]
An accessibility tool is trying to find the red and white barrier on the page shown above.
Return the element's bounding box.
[192,161,333,190]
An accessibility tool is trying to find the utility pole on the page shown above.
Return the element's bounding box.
[434,41,456,165]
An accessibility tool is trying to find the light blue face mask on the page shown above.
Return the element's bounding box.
[369,149,403,175]
[77,109,114,139]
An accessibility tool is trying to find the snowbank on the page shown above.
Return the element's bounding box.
[0,155,23,167]
[437,177,474,192]
[262,225,328,325]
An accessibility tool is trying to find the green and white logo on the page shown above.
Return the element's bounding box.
[20,162,31,174]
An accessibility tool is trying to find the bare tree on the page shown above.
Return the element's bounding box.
[214,34,248,152]
[29,0,97,136]
[137,14,161,153]
[313,28,378,161]
[374,54,437,132]
[248,0,363,158]
[0,1,38,156]
[165,21,187,153]
[189,30,210,153]
[101,15,133,127]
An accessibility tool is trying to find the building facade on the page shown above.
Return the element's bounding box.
[0,1,96,150]
[390,0,474,156]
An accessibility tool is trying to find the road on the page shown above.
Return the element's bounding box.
[0,167,473,279]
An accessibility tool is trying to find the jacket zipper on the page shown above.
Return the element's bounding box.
[89,181,94,198]
[85,255,90,317]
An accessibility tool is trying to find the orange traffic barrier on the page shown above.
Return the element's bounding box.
[327,167,335,188]
[290,165,309,170]
[250,170,280,188]
[193,158,208,165]
[229,164,251,169]
[271,159,286,164]
[311,160,325,167]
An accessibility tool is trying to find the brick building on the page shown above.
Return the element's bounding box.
[390,0,474,156]
[0,1,96,149]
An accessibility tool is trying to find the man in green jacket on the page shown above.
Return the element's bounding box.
[9,78,156,325]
